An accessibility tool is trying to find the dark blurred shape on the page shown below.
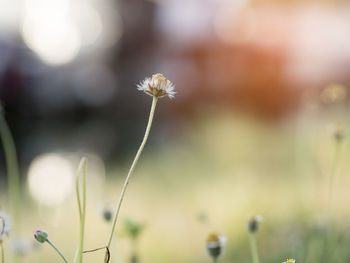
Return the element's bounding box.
[1,0,350,176]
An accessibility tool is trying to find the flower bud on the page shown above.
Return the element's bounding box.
[247,215,263,233]
[103,210,113,222]
[206,232,226,260]
[97,201,114,222]
[34,230,48,243]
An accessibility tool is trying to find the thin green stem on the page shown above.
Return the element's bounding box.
[46,239,69,263]
[249,233,260,263]
[131,239,139,263]
[76,167,82,221]
[0,113,20,224]
[326,141,341,216]
[300,233,311,263]
[105,96,158,262]
[1,242,4,263]
[322,140,342,263]
[74,158,87,263]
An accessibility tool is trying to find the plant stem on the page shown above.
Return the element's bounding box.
[46,239,69,263]
[326,140,341,216]
[322,139,342,263]
[1,242,4,263]
[74,158,87,263]
[212,257,218,263]
[105,96,158,262]
[249,233,260,263]
[0,113,20,224]
[83,246,107,253]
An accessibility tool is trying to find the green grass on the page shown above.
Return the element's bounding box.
[2,108,350,263]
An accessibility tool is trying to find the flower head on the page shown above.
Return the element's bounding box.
[206,232,226,259]
[34,230,48,243]
[97,201,114,222]
[137,73,175,99]
[283,259,295,263]
[247,215,263,233]
[0,210,12,241]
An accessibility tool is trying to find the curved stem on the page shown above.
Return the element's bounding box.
[0,113,20,224]
[249,233,260,263]
[322,140,342,263]
[76,166,82,222]
[1,242,4,263]
[105,96,158,262]
[326,141,341,216]
[46,239,69,263]
[74,158,87,263]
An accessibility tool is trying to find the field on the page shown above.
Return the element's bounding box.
[1,94,350,263]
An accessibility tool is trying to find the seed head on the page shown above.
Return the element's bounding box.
[34,230,48,243]
[0,210,11,241]
[247,215,263,233]
[103,210,113,222]
[206,232,226,259]
[137,73,175,99]
[97,201,114,222]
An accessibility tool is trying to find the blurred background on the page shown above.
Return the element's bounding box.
[1,0,350,262]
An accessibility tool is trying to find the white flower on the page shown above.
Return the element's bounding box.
[0,210,11,241]
[283,259,295,263]
[206,232,226,259]
[255,215,263,222]
[137,73,175,99]
[206,233,227,247]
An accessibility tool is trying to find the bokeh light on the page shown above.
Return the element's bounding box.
[71,2,103,47]
[321,83,347,104]
[27,153,74,206]
[214,1,254,44]
[2,0,350,262]
[21,0,81,65]
[20,0,119,65]
[95,5,123,48]
[0,0,21,34]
